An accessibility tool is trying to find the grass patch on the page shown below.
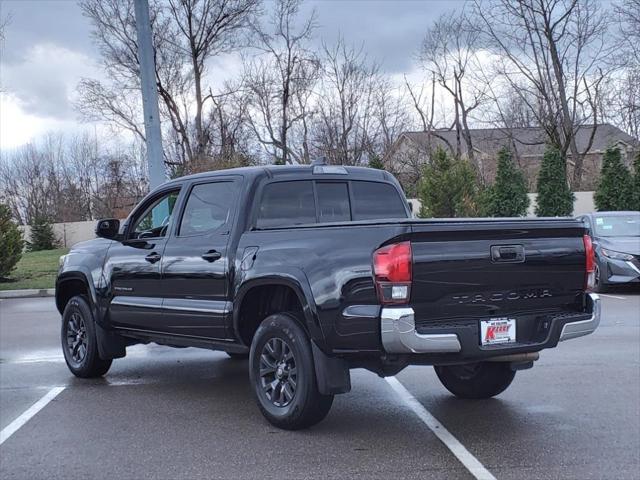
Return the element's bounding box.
[0,248,69,291]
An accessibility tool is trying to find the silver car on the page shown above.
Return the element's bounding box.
[577,211,640,292]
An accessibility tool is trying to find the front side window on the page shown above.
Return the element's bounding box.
[256,181,316,228]
[179,181,238,236]
[351,181,408,220]
[131,190,179,239]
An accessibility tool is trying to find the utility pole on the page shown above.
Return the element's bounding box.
[133,0,165,190]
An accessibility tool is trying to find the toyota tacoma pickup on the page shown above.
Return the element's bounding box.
[56,164,600,429]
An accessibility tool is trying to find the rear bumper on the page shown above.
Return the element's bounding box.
[381,308,462,353]
[381,293,601,355]
[558,293,601,341]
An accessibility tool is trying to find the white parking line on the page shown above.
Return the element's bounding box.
[0,386,65,446]
[599,294,627,300]
[385,377,496,480]
[2,355,65,365]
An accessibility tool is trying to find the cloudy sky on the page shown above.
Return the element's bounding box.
[0,0,460,150]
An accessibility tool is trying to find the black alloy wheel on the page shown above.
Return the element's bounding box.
[60,295,112,378]
[259,337,298,407]
[249,312,334,430]
[65,312,88,367]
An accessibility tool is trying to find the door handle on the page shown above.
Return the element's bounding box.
[145,252,162,264]
[201,250,222,262]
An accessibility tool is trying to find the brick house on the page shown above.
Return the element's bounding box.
[384,124,639,194]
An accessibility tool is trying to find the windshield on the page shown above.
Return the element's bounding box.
[593,214,640,237]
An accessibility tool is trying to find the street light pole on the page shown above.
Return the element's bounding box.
[133,0,165,190]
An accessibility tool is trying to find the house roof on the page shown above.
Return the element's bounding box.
[400,124,639,158]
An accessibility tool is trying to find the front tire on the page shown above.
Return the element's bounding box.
[249,312,333,430]
[593,263,609,293]
[61,295,112,378]
[434,362,515,399]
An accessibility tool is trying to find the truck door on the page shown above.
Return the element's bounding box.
[106,188,181,331]
[160,178,241,339]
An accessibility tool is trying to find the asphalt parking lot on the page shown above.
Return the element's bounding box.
[1,293,638,480]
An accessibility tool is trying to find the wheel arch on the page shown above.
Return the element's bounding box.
[56,270,126,361]
[233,275,323,348]
[55,270,98,315]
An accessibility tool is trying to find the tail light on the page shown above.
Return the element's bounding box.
[583,234,595,291]
[373,241,412,304]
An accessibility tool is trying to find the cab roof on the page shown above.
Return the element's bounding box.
[163,164,395,186]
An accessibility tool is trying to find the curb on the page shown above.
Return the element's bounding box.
[0,288,55,299]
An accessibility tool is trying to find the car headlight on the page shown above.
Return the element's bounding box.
[601,248,634,261]
[59,254,67,267]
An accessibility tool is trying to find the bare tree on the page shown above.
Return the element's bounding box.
[602,0,640,138]
[419,10,486,166]
[78,0,260,173]
[0,133,148,224]
[0,12,12,93]
[243,0,319,164]
[614,0,640,67]
[375,78,411,162]
[472,0,613,188]
[312,38,380,165]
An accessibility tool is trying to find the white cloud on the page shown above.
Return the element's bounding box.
[0,43,103,149]
[3,42,99,119]
[0,93,101,150]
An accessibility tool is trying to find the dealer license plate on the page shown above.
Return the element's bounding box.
[480,318,516,345]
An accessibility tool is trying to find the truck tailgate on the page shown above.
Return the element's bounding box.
[407,219,586,330]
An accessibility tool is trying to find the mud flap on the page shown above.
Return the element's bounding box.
[311,342,351,395]
[95,322,127,360]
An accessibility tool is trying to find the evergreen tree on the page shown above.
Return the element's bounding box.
[535,145,575,216]
[368,156,385,170]
[418,147,479,218]
[486,146,530,217]
[632,151,640,211]
[28,216,59,251]
[0,204,24,279]
[594,146,634,211]
[475,185,494,217]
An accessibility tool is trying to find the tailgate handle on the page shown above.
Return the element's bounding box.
[491,245,525,263]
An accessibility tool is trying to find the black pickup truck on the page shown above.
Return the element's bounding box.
[56,164,600,429]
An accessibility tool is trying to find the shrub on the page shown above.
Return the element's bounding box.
[594,146,634,211]
[28,216,60,251]
[535,145,575,217]
[418,147,479,218]
[632,151,640,211]
[0,204,24,279]
[485,146,529,217]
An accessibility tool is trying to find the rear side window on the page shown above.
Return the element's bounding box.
[257,181,316,228]
[317,183,350,222]
[179,181,238,236]
[351,181,407,220]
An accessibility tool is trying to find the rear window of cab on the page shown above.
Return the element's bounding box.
[255,180,408,229]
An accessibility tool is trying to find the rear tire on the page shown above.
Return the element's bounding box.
[249,312,333,430]
[61,295,112,378]
[434,362,515,399]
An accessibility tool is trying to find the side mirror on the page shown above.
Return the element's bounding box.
[96,218,120,240]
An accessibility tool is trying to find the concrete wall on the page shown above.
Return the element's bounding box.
[526,191,595,217]
[20,220,97,249]
[408,191,595,218]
